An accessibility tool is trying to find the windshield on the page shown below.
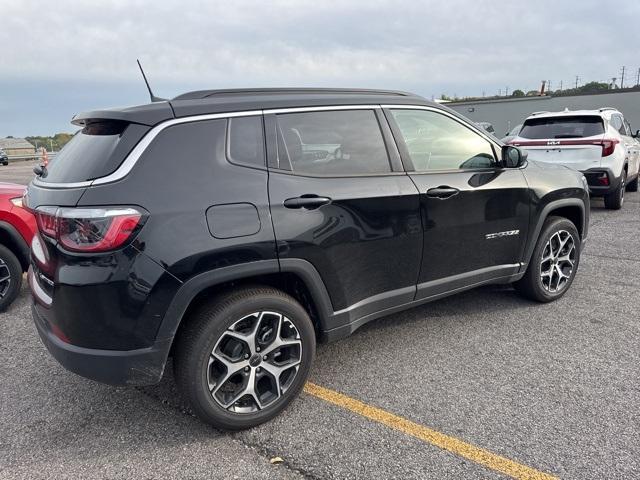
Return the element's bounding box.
[519,116,604,139]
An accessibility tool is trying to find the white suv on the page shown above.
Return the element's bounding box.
[509,108,640,209]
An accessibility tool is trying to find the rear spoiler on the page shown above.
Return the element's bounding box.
[71,101,174,127]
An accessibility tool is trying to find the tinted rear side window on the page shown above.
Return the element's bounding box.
[41,120,149,183]
[275,110,391,175]
[227,116,265,167]
[519,116,604,139]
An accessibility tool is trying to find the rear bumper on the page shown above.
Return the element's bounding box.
[581,168,621,195]
[32,300,171,386]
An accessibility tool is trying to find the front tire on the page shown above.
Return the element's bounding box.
[604,170,626,209]
[514,216,580,303]
[0,244,23,311]
[173,286,315,430]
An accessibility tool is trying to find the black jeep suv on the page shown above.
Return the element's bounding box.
[26,88,589,430]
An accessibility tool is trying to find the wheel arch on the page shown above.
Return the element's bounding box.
[524,199,585,267]
[0,221,30,271]
[157,259,334,359]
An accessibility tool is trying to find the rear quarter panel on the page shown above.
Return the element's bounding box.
[77,118,277,281]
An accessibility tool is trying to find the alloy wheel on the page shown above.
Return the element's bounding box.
[0,258,11,298]
[539,230,576,293]
[207,311,302,413]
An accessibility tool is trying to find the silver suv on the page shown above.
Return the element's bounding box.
[509,108,640,209]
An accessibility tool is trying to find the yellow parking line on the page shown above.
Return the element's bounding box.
[304,383,557,480]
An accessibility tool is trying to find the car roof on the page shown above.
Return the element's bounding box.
[525,107,620,120]
[71,88,435,127]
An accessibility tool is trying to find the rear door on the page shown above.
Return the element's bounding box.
[266,107,422,326]
[512,115,605,171]
[385,106,530,300]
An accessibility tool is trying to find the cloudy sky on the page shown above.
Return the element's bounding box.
[1,0,638,137]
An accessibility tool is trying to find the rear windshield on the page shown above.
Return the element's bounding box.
[519,115,604,139]
[40,120,148,184]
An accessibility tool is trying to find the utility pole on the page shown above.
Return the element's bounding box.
[636,67,640,86]
[505,86,509,96]
[547,80,552,92]
[575,75,580,89]
[498,88,502,96]
[559,80,563,91]
[620,66,626,89]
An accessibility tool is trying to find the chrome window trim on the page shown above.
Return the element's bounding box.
[33,110,263,189]
[29,104,461,189]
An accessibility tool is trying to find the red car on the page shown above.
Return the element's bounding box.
[0,183,36,310]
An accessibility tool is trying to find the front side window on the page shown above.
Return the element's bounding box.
[390,109,496,171]
[275,110,391,175]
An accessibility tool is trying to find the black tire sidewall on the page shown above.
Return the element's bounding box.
[530,218,581,302]
[0,244,23,311]
[179,290,315,430]
[605,171,626,209]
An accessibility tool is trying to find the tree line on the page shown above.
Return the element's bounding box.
[23,133,74,152]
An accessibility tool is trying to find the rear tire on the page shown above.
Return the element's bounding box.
[626,173,638,192]
[604,170,626,209]
[0,244,23,311]
[173,286,315,430]
[514,216,580,303]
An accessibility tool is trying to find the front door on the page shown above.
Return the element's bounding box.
[385,107,530,300]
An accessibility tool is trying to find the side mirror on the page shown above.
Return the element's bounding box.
[634,129,640,138]
[502,145,527,168]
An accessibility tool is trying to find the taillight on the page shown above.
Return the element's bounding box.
[600,139,618,157]
[511,138,619,157]
[35,207,58,238]
[596,172,609,186]
[34,206,144,253]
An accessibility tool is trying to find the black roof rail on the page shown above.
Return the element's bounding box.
[172,88,417,101]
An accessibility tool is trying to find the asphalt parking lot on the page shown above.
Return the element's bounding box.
[1,161,639,479]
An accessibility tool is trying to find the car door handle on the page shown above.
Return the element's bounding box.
[426,186,460,199]
[283,195,332,210]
